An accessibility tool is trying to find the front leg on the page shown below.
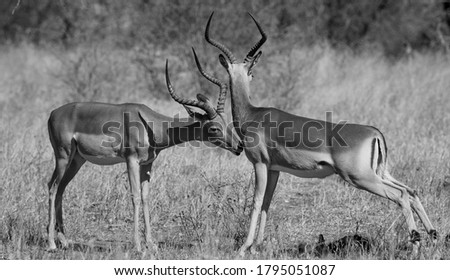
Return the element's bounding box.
[140,163,157,252]
[238,162,268,256]
[126,156,142,252]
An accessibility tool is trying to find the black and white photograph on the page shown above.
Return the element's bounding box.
[0,0,450,277]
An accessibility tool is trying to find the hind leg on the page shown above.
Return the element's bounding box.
[350,173,420,245]
[410,198,437,240]
[126,156,143,252]
[385,173,436,239]
[48,157,69,250]
[48,139,85,250]
[140,163,157,252]
[54,152,86,247]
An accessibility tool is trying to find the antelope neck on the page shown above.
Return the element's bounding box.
[166,117,202,146]
[228,72,254,124]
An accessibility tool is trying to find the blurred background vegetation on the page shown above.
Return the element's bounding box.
[1,0,450,57]
[2,0,450,105]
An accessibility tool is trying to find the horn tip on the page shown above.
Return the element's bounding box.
[207,12,214,23]
[206,11,215,36]
[192,48,201,67]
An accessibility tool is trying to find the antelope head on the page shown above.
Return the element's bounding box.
[165,51,243,155]
[205,12,267,89]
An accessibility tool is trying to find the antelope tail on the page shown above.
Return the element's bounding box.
[371,136,388,178]
[371,133,419,196]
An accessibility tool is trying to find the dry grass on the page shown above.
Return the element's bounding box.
[0,42,449,260]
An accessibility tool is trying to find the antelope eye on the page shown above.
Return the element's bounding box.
[209,127,220,133]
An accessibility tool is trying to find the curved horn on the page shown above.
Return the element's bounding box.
[165,60,217,118]
[205,12,237,63]
[244,13,267,63]
[192,48,227,113]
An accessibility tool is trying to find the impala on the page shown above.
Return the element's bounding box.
[204,12,437,256]
[46,53,242,251]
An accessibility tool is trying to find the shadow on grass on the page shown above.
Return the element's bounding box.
[278,233,374,259]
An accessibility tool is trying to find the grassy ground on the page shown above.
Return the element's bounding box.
[0,42,449,260]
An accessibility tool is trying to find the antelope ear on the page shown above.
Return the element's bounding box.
[219,54,229,69]
[182,105,205,121]
[138,111,152,140]
[196,93,210,103]
[182,105,195,118]
[250,51,262,69]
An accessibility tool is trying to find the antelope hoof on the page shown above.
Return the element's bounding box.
[47,243,57,252]
[410,230,421,243]
[237,246,247,258]
[429,229,438,241]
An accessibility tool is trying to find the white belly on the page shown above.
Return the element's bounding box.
[270,164,335,178]
[77,148,125,165]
